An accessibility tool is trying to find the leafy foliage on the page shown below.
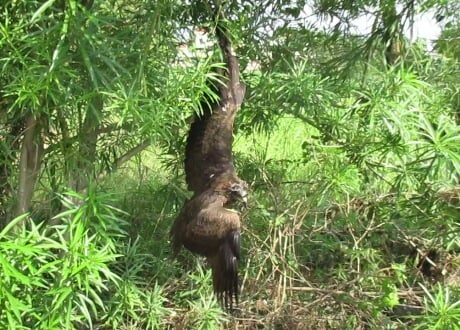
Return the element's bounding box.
[1,0,460,329]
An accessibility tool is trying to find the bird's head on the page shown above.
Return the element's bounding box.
[228,179,248,208]
[211,172,249,207]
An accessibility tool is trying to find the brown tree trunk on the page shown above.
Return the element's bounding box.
[14,114,44,222]
[381,0,402,67]
[385,37,402,66]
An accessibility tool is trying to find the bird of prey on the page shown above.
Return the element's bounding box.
[170,23,247,310]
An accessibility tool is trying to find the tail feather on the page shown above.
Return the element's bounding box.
[211,231,240,310]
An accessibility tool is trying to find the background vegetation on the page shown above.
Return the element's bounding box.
[1,0,459,329]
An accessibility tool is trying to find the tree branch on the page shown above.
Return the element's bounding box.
[43,123,135,155]
[112,139,152,171]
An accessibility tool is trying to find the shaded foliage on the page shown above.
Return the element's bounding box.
[1,0,460,329]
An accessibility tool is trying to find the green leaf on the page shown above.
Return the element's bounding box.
[31,0,58,23]
[0,254,32,286]
[0,214,29,239]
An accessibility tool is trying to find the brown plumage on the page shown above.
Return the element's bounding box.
[170,23,247,310]
[184,26,245,195]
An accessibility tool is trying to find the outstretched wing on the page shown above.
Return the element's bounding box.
[184,26,246,194]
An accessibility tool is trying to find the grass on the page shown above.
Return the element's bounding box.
[98,115,459,329]
[1,115,459,329]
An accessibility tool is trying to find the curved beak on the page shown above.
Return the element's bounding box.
[241,195,248,209]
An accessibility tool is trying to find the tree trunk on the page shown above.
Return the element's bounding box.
[14,114,44,223]
[381,0,402,67]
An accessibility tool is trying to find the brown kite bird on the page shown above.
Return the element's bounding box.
[170,25,247,310]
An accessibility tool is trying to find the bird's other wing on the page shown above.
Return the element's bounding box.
[189,199,241,310]
[170,203,187,258]
[179,197,241,256]
[184,25,246,194]
[209,230,240,311]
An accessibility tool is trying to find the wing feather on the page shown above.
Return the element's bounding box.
[210,231,240,311]
[184,26,245,194]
